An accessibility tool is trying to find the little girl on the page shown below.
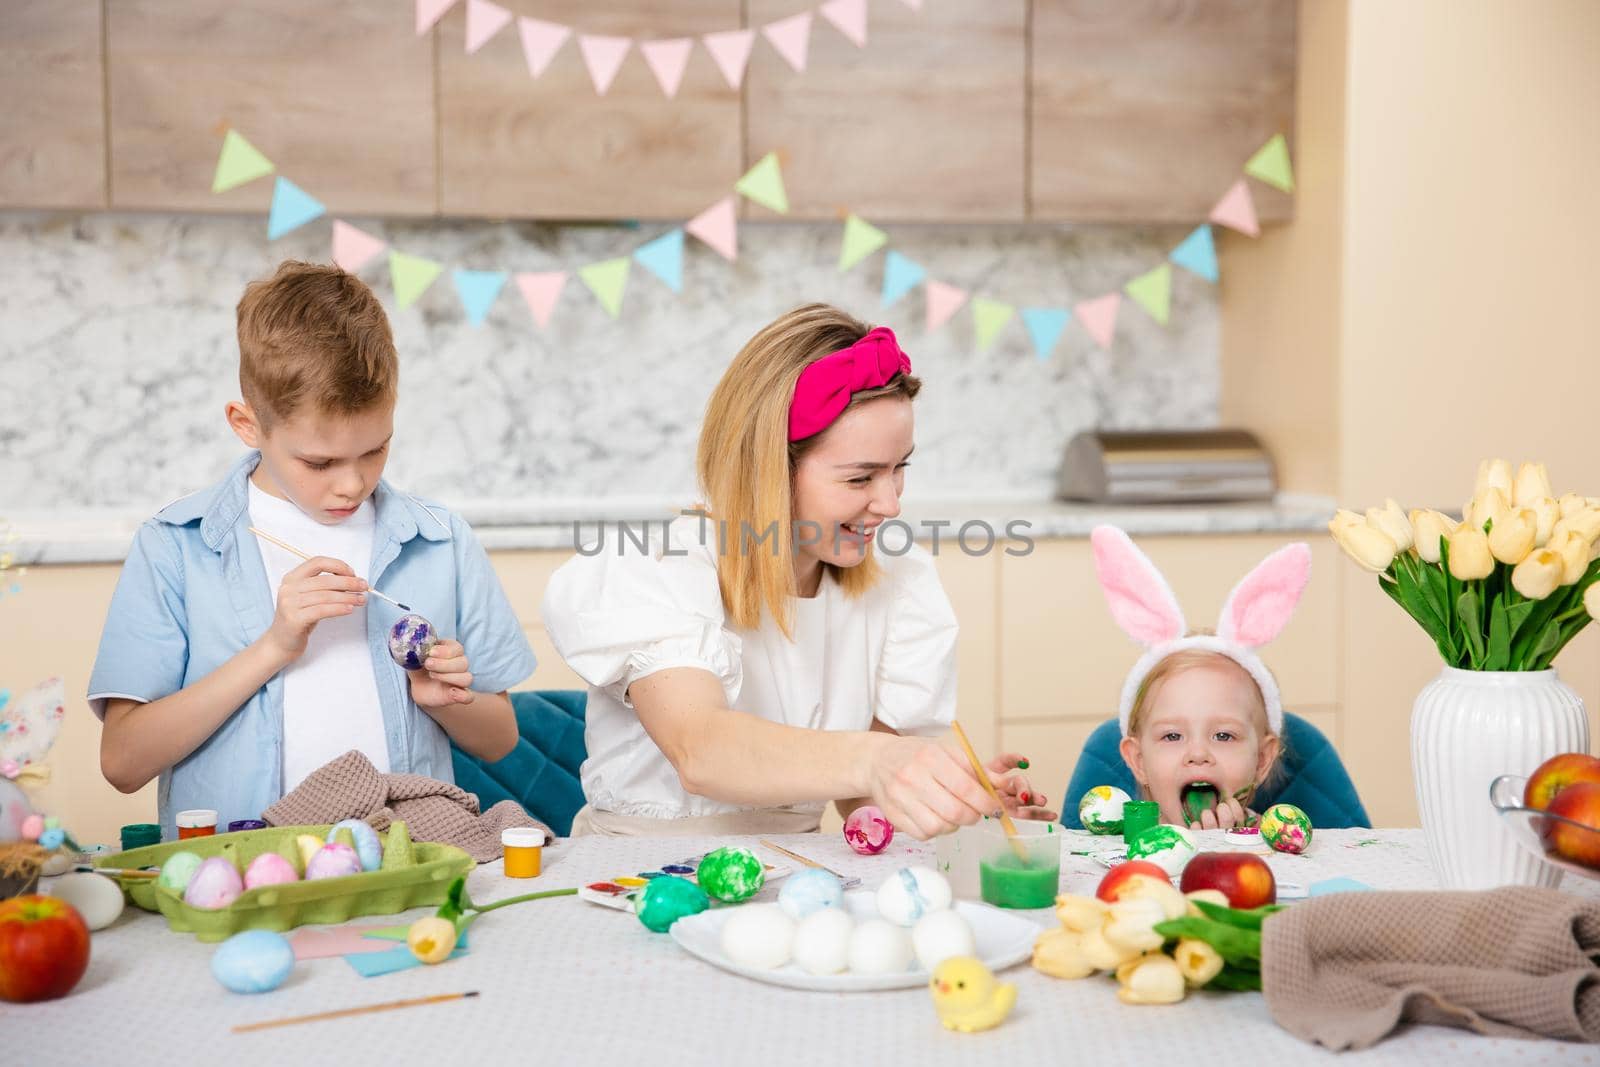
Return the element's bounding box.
[1091,525,1310,829]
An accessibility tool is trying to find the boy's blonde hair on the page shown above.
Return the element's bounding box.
[1128,643,1286,786]
[236,260,398,427]
[696,304,921,637]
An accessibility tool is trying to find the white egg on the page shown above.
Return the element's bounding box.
[911,909,976,971]
[875,866,953,926]
[46,872,125,931]
[719,903,796,970]
[791,907,854,975]
[847,918,914,975]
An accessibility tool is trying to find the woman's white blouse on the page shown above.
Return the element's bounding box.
[541,514,959,820]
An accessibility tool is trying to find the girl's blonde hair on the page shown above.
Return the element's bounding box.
[696,304,921,637]
[1128,643,1286,786]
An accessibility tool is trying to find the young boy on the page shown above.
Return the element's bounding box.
[89,261,536,836]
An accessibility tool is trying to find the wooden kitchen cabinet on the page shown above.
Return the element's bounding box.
[0,1,106,209]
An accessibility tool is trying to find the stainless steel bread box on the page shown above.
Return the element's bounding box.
[1057,430,1277,504]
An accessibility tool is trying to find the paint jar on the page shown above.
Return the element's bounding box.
[120,823,162,851]
[977,819,1061,909]
[1121,800,1160,845]
[932,819,982,899]
[502,828,546,878]
[227,819,267,833]
[176,809,218,840]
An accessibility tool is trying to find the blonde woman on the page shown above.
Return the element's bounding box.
[542,305,1054,837]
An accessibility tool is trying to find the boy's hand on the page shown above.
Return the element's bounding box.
[263,557,366,663]
[407,639,476,710]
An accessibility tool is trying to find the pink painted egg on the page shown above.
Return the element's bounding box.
[304,842,363,880]
[183,856,245,909]
[843,805,895,855]
[244,852,300,889]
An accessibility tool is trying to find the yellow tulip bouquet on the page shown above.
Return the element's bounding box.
[1330,460,1600,671]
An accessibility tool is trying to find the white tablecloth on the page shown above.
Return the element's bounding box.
[19,829,1600,1065]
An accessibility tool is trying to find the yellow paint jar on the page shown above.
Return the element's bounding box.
[501,827,546,878]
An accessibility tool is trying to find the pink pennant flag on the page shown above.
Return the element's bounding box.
[1075,292,1121,350]
[331,221,387,274]
[416,0,458,35]
[820,0,869,48]
[640,38,693,98]
[515,271,567,329]
[703,29,754,90]
[464,0,512,54]
[924,280,968,332]
[762,13,812,73]
[517,16,571,77]
[686,196,738,261]
[578,35,632,95]
[1210,179,1260,238]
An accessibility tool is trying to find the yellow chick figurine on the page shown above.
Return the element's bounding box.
[930,957,1017,1033]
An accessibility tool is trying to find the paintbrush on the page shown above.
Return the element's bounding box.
[74,865,158,880]
[950,720,1030,863]
[233,990,479,1033]
[758,840,862,889]
[247,526,411,611]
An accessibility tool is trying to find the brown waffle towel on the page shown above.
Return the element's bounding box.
[1262,887,1600,1049]
[262,750,549,862]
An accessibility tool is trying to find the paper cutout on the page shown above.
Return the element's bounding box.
[415,0,458,35]
[820,0,868,48]
[633,228,685,293]
[1169,224,1218,283]
[640,38,693,98]
[972,297,1014,351]
[288,925,398,961]
[735,152,788,214]
[1245,133,1294,193]
[685,196,738,261]
[266,177,326,240]
[703,29,754,90]
[924,280,968,332]
[579,257,630,317]
[762,13,813,73]
[211,130,275,194]
[331,221,387,274]
[1075,292,1121,350]
[838,213,887,271]
[880,250,925,307]
[360,926,411,941]
[389,251,444,309]
[453,269,508,326]
[345,939,468,977]
[578,35,631,95]
[1124,264,1172,326]
[1021,308,1070,360]
[1210,179,1260,238]
[518,16,571,77]
[464,0,512,53]
[514,271,566,328]
[1308,877,1373,897]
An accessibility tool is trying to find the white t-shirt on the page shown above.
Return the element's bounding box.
[247,481,390,791]
[541,514,959,820]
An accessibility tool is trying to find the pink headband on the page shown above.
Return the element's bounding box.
[787,327,912,441]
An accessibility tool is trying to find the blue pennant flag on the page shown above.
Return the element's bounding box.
[266,177,326,240]
[634,228,685,293]
[453,270,508,327]
[1169,224,1218,283]
[880,250,926,308]
[1021,308,1071,361]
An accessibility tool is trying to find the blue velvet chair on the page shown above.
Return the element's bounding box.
[450,689,588,837]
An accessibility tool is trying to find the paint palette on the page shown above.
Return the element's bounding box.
[578,852,802,914]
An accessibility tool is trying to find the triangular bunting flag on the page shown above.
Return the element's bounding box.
[1021,308,1070,361]
[762,13,812,73]
[924,280,968,332]
[820,0,868,48]
[518,16,570,77]
[1124,264,1172,326]
[389,251,443,310]
[736,152,788,214]
[578,35,631,95]
[1244,133,1294,193]
[464,0,512,53]
[266,177,326,240]
[453,269,508,326]
[686,196,738,261]
[1075,292,1121,350]
[1210,179,1260,237]
[838,213,887,272]
[880,250,926,308]
[703,29,754,90]
[211,129,274,193]
[514,271,566,328]
[640,38,693,98]
[972,298,1014,351]
[416,0,458,35]
[1169,225,1218,283]
[579,257,630,317]
[331,221,387,273]
[634,229,685,293]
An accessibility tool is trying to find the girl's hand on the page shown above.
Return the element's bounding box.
[866,736,998,840]
[1195,794,1250,830]
[407,639,476,710]
[985,752,1059,822]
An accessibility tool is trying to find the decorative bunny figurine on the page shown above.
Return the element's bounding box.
[0,678,69,848]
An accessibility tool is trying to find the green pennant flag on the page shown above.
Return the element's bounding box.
[838,214,887,272]
[1244,133,1294,193]
[580,257,631,317]
[735,152,789,214]
[1124,264,1172,326]
[389,251,443,309]
[971,297,1014,351]
[211,129,275,193]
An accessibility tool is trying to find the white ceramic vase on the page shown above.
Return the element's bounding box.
[1411,666,1588,890]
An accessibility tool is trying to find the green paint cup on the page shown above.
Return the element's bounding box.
[1121,801,1160,844]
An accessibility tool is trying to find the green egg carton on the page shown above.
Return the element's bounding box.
[93,821,472,942]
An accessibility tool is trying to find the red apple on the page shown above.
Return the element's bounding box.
[1095,860,1172,902]
[1524,752,1600,811]
[0,895,91,1003]
[1179,851,1277,908]
[1544,781,1600,870]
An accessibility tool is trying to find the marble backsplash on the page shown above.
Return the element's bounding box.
[0,212,1217,515]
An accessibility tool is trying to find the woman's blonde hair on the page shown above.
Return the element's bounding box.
[696,304,921,637]
[1128,644,1286,786]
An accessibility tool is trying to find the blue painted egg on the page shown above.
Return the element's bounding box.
[330,819,384,872]
[777,868,845,920]
[387,614,439,670]
[211,930,294,994]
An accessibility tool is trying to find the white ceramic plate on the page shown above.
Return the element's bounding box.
[669,891,1041,991]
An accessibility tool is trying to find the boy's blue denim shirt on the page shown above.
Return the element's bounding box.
[88,453,537,838]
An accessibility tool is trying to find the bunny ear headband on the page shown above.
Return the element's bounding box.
[1089,526,1311,736]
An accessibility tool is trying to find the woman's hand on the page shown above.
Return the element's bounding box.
[865,735,998,839]
[986,752,1059,822]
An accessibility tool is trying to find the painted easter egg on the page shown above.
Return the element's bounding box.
[777,868,844,920]
[792,907,855,975]
[875,866,953,927]
[156,851,205,893]
[243,853,299,890]
[1125,824,1199,877]
[1259,804,1314,855]
[330,819,383,872]
[47,872,125,931]
[304,842,362,881]
[294,834,325,870]
[847,918,914,975]
[720,903,796,970]
[1078,785,1132,835]
[634,875,709,933]
[183,856,244,909]
[911,908,976,972]
[696,846,765,903]
[211,930,294,994]
[387,613,440,670]
[843,805,895,855]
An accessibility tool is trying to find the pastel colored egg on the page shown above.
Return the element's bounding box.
[777,868,844,920]
[719,903,796,970]
[48,872,125,931]
[843,805,895,855]
[1259,804,1314,855]
[634,875,709,933]
[294,834,325,870]
[847,918,914,975]
[304,842,363,881]
[157,851,205,893]
[330,819,384,872]
[791,907,855,976]
[696,846,765,903]
[211,930,295,994]
[875,866,953,927]
[183,856,245,909]
[1078,785,1132,835]
[1125,824,1200,877]
[387,613,440,670]
[244,852,300,890]
[911,909,976,971]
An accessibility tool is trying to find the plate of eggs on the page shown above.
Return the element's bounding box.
[669,866,1040,991]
